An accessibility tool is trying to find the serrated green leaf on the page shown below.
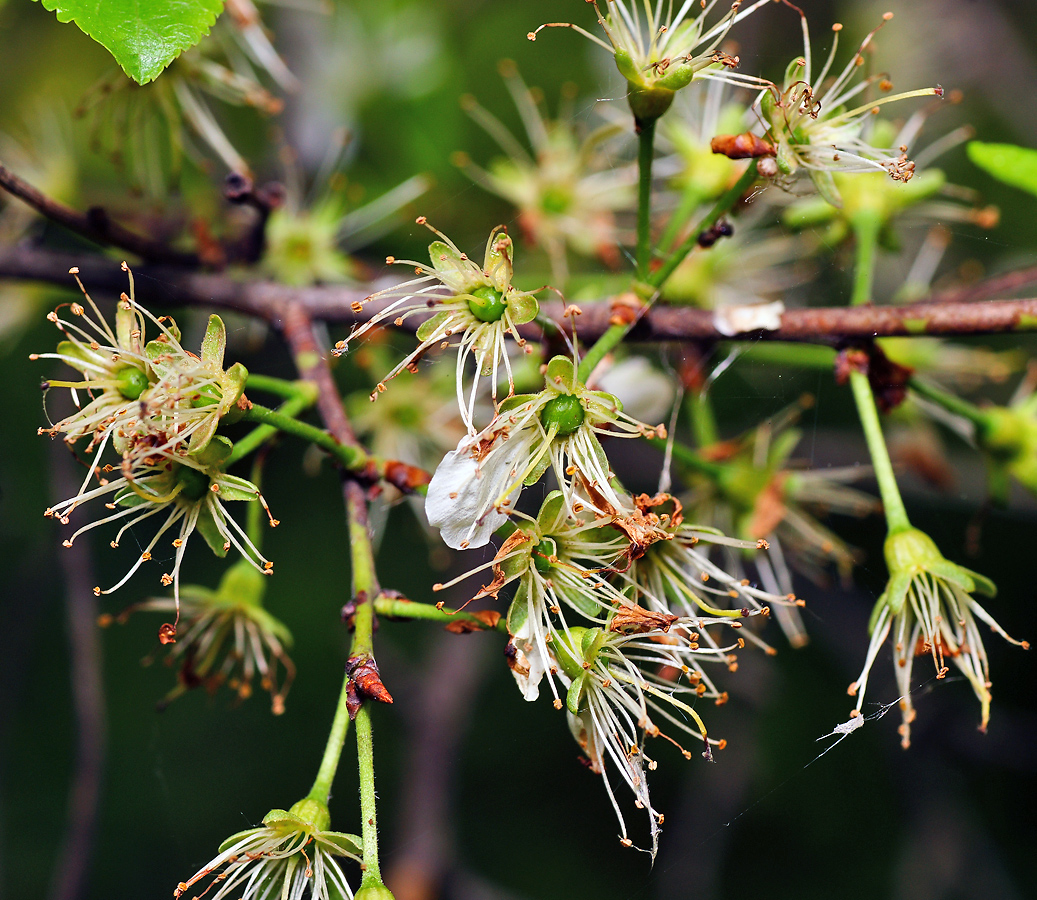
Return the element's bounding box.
[35,0,225,84]
[967,141,1037,199]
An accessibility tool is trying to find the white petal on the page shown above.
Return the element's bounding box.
[425,429,534,550]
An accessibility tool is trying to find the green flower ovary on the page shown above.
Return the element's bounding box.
[466,285,507,322]
[115,366,150,400]
[540,393,585,436]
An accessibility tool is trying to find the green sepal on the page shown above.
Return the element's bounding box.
[523,454,552,487]
[544,355,579,393]
[555,581,601,619]
[867,594,889,633]
[613,47,640,84]
[957,565,997,598]
[566,672,587,714]
[428,240,472,288]
[200,314,227,368]
[655,61,696,93]
[216,474,262,502]
[196,505,229,557]
[322,832,363,858]
[192,434,233,468]
[416,310,453,342]
[811,168,843,208]
[187,416,220,457]
[883,569,913,616]
[506,582,530,635]
[928,559,976,594]
[497,392,537,414]
[54,339,96,370]
[217,826,265,853]
[507,291,539,325]
[775,140,797,176]
[535,490,568,535]
[482,228,514,289]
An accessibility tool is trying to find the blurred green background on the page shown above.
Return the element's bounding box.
[2,0,1037,898]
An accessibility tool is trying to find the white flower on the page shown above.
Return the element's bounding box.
[424,355,664,549]
[530,0,772,123]
[758,10,941,205]
[334,220,541,433]
[175,799,358,900]
[849,528,1027,748]
[46,436,274,641]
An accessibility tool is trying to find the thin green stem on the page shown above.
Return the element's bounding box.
[849,369,910,534]
[234,403,369,469]
[657,182,706,257]
[576,163,756,384]
[850,210,882,307]
[373,595,509,632]
[647,435,726,479]
[636,120,657,280]
[344,482,383,887]
[228,390,318,465]
[908,376,989,428]
[246,373,312,399]
[687,390,718,447]
[307,671,353,805]
[354,708,380,886]
[732,342,837,370]
[650,162,757,290]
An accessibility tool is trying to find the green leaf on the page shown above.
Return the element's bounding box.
[967,141,1037,199]
[35,0,225,85]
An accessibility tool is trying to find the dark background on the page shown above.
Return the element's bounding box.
[2,1,1037,898]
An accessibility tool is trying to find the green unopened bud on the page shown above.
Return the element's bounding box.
[540,394,585,436]
[355,879,396,900]
[175,464,211,502]
[115,366,149,400]
[466,285,507,322]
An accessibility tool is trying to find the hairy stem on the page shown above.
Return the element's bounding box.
[345,480,384,887]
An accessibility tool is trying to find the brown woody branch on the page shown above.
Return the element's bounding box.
[0,165,200,267]
[4,245,1037,344]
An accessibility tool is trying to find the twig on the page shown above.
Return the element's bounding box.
[7,246,1037,344]
[0,165,199,267]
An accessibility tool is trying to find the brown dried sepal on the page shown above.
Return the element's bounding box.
[710,133,777,160]
[475,529,532,600]
[835,344,914,412]
[608,292,644,327]
[158,623,177,645]
[748,473,787,540]
[445,610,503,634]
[609,604,679,635]
[345,653,393,718]
[382,459,431,494]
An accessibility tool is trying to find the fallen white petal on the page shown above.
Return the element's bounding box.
[712,301,785,337]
